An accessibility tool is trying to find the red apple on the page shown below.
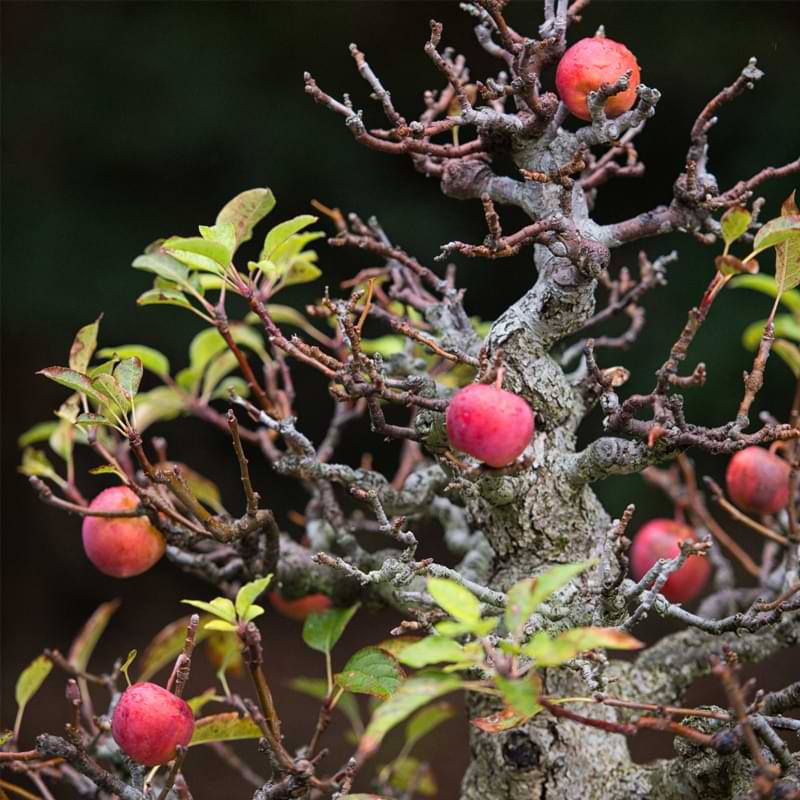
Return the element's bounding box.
[630,519,710,603]
[82,487,165,577]
[555,36,640,121]
[269,591,332,621]
[446,384,534,468]
[112,682,194,765]
[726,447,790,515]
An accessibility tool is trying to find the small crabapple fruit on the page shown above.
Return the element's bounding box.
[269,591,333,621]
[446,383,534,468]
[555,36,641,121]
[725,447,790,516]
[111,682,194,765]
[630,519,710,603]
[81,486,165,577]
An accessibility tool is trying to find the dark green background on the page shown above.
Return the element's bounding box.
[2,2,798,797]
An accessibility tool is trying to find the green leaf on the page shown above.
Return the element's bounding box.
[404,702,455,753]
[243,604,265,622]
[114,357,143,400]
[235,576,273,619]
[89,464,126,477]
[529,561,595,611]
[132,252,189,284]
[69,316,102,374]
[496,674,542,718]
[37,366,106,406]
[92,373,130,415]
[164,236,231,273]
[255,304,330,344]
[271,231,325,264]
[204,620,238,632]
[190,712,262,746]
[775,217,800,293]
[15,655,53,726]
[260,214,318,261]
[212,376,250,401]
[18,447,64,485]
[397,637,466,669]
[198,222,236,256]
[504,577,538,638]
[137,288,196,312]
[89,357,119,378]
[720,206,752,246]
[302,603,360,655]
[97,345,170,379]
[0,731,13,746]
[335,647,405,699]
[139,615,214,681]
[376,637,423,657]
[361,336,406,357]
[201,351,239,400]
[742,315,800,349]
[281,258,322,288]
[288,677,363,732]
[189,325,267,375]
[216,188,276,249]
[68,599,121,673]
[750,215,800,258]
[522,631,582,667]
[75,413,117,429]
[134,387,185,431]
[774,339,800,377]
[18,421,59,448]
[359,672,463,757]
[182,597,237,624]
[427,578,481,625]
[186,688,222,715]
[557,627,644,651]
[729,274,800,315]
[434,618,498,638]
[388,757,437,797]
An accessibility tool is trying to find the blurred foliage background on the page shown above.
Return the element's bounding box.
[2,2,798,797]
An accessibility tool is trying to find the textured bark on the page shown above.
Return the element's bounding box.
[444,135,799,798]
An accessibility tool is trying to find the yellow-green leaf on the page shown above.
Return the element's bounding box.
[69,316,102,374]
[302,603,360,655]
[68,599,121,673]
[720,206,751,246]
[427,578,481,625]
[216,188,276,249]
[397,637,466,669]
[529,561,595,610]
[496,673,542,718]
[139,614,214,681]
[557,627,643,651]
[186,688,223,715]
[774,339,800,377]
[15,656,53,717]
[182,597,237,623]
[359,672,463,757]
[335,647,405,699]
[235,576,273,619]
[190,712,261,746]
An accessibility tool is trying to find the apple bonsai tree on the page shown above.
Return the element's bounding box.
[3,1,800,799]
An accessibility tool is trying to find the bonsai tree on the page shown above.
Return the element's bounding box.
[3,1,799,798]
